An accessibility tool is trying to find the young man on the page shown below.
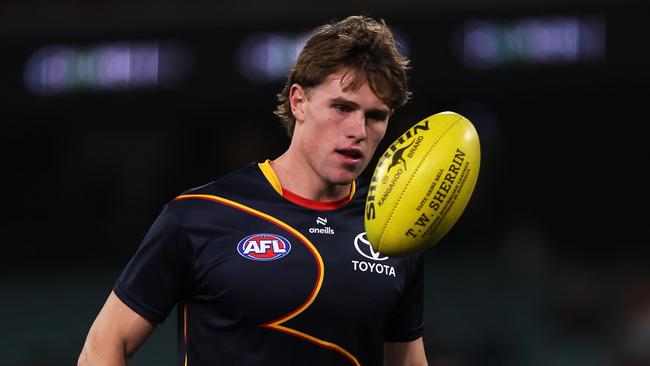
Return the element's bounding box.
[79,15,427,366]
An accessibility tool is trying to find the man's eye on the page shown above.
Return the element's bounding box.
[334,104,352,113]
[366,113,387,122]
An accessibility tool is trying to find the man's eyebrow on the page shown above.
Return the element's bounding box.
[330,97,359,107]
[330,97,390,115]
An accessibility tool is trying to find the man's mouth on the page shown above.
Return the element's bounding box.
[336,148,363,160]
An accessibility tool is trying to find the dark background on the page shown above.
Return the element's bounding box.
[2,1,649,365]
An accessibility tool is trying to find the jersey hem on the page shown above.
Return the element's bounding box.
[113,281,167,324]
[383,327,424,343]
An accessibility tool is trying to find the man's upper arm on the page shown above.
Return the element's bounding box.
[79,291,156,365]
[384,337,427,366]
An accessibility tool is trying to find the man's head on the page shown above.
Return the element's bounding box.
[275,15,411,137]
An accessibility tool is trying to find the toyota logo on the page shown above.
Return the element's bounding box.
[354,232,389,261]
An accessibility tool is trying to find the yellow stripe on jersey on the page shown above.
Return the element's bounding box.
[258,160,283,195]
[348,179,356,202]
[266,323,361,365]
[174,194,360,366]
[183,304,188,366]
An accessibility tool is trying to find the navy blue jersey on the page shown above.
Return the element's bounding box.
[114,161,424,366]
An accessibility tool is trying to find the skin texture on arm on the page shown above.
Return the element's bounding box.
[384,337,428,366]
[78,291,156,366]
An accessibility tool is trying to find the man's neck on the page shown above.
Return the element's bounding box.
[270,150,351,202]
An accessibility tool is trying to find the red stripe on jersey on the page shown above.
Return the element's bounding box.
[282,188,350,211]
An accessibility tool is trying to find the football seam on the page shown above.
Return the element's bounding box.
[378,116,464,252]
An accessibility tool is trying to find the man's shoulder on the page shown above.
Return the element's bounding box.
[180,162,264,197]
[161,162,276,219]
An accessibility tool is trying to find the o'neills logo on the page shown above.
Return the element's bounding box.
[366,119,430,221]
[309,216,335,235]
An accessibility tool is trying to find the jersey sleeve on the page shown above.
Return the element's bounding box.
[384,255,425,342]
[113,203,191,324]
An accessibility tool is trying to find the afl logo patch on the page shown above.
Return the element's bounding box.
[237,233,291,261]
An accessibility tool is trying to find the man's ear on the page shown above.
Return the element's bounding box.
[289,83,306,123]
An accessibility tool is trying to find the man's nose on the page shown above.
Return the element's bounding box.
[347,111,367,140]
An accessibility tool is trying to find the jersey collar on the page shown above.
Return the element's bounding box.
[258,159,356,210]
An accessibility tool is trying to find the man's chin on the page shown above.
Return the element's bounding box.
[330,171,360,186]
[326,162,366,185]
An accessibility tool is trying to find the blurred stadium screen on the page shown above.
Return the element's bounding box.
[237,31,311,83]
[24,41,192,95]
[457,14,606,69]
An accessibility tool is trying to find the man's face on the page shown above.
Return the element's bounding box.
[291,69,391,186]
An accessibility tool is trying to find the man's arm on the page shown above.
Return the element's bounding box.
[384,337,428,366]
[78,291,156,366]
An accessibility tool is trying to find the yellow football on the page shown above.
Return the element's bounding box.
[364,111,481,257]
